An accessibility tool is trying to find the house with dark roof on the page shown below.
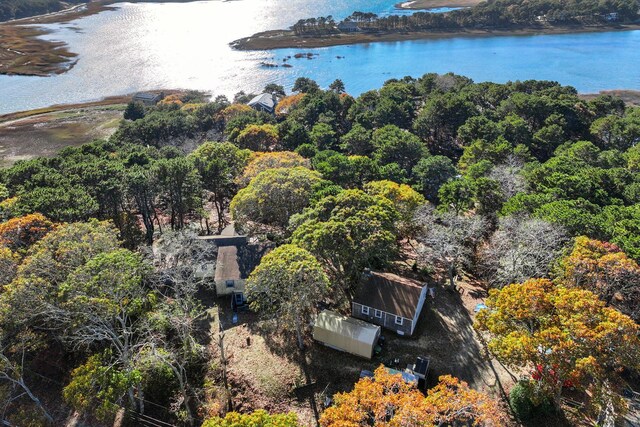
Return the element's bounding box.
[247,92,280,114]
[351,271,427,336]
[199,224,269,307]
[337,21,360,32]
[133,91,164,105]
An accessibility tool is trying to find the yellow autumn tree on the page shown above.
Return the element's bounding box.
[203,410,300,427]
[0,196,18,221]
[364,180,426,238]
[231,167,323,229]
[219,103,253,122]
[181,102,204,112]
[320,366,503,426]
[475,278,640,416]
[558,236,640,320]
[235,124,279,151]
[237,151,310,187]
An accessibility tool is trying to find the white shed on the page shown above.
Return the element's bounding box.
[313,310,381,359]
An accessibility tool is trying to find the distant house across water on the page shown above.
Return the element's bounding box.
[337,21,360,32]
[133,91,164,105]
[247,92,280,114]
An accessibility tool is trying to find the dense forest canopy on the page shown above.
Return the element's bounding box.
[1,74,640,425]
[3,75,638,257]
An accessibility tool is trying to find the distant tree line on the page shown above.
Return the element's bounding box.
[292,0,640,36]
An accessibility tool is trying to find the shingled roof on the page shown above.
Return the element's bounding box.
[353,271,425,319]
[214,243,270,282]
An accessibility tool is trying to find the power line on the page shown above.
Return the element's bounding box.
[127,410,176,427]
[22,367,185,426]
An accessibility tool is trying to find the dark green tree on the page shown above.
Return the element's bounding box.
[412,155,457,201]
[124,101,146,121]
[291,189,398,297]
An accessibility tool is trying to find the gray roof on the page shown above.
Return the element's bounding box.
[248,93,277,110]
[338,21,360,30]
[196,224,248,246]
[353,271,425,319]
[133,92,161,101]
[214,243,271,282]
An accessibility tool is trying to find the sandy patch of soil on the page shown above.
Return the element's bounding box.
[0,106,124,167]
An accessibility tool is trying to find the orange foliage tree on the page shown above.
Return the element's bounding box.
[475,278,640,414]
[237,151,310,187]
[275,93,306,116]
[158,93,184,107]
[558,236,640,320]
[320,366,503,426]
[0,213,56,252]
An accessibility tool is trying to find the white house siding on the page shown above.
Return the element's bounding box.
[410,286,428,335]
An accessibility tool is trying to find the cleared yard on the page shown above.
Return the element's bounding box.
[209,276,518,426]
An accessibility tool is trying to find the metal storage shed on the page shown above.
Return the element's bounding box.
[313,310,381,359]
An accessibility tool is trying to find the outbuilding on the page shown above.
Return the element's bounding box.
[313,310,381,359]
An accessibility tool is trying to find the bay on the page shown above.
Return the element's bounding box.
[0,0,638,114]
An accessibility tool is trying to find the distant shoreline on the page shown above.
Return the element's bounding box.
[0,0,210,77]
[395,0,482,10]
[0,1,116,77]
[0,89,189,124]
[231,23,640,51]
[0,0,486,77]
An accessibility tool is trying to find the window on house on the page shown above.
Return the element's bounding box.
[226,280,234,288]
[374,309,382,318]
[395,316,403,326]
[361,306,370,315]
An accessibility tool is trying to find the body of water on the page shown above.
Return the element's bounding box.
[0,0,639,114]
